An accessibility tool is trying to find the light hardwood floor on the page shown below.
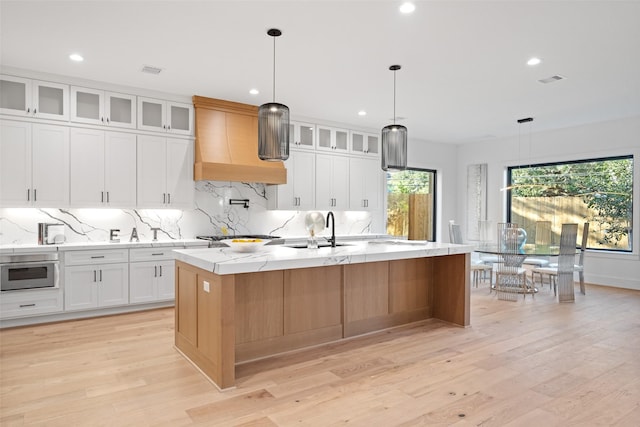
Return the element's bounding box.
[1,283,639,426]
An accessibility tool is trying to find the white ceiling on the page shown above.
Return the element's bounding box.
[2,0,640,144]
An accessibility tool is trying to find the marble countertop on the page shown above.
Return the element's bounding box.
[174,240,474,275]
[0,239,209,254]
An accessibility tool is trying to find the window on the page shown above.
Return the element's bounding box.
[507,156,633,252]
[386,168,436,241]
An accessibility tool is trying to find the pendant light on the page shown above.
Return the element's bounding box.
[258,28,290,162]
[381,65,407,171]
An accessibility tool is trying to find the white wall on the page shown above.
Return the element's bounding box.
[406,138,459,243]
[455,115,640,290]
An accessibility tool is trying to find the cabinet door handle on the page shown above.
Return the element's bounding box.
[154,266,157,277]
[26,108,30,113]
[94,270,97,282]
[91,256,105,259]
[101,191,104,202]
[27,189,30,201]
[106,192,109,203]
[167,125,171,130]
[33,189,37,201]
[19,303,36,308]
[167,193,171,204]
[163,193,166,203]
[106,118,110,124]
[101,117,104,123]
[159,265,163,277]
[152,253,164,256]
[33,108,37,114]
[99,270,102,282]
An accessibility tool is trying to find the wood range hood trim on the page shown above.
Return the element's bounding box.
[192,95,286,185]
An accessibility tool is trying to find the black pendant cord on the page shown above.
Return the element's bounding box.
[272,35,276,103]
[393,69,396,125]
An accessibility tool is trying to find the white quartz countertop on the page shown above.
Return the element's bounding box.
[173,240,474,275]
[0,239,208,254]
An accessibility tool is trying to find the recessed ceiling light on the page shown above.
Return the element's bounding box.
[358,110,367,116]
[527,57,542,66]
[249,88,259,95]
[399,2,416,14]
[69,53,84,62]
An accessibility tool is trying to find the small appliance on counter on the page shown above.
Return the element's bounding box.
[37,223,66,245]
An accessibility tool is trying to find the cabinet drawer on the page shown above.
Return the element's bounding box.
[64,249,129,266]
[0,288,63,319]
[129,247,178,262]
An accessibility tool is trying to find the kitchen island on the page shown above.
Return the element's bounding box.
[173,240,473,389]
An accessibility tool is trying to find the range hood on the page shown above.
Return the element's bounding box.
[193,96,286,184]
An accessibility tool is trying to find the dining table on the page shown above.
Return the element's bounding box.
[474,243,579,301]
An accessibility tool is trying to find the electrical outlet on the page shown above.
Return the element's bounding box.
[203,281,210,293]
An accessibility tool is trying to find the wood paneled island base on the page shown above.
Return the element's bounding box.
[175,253,470,390]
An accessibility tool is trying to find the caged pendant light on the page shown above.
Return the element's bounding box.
[381,65,407,171]
[258,28,290,161]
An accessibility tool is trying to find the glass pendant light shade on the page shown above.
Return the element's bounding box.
[381,124,407,171]
[381,64,407,171]
[258,102,290,161]
[258,28,290,161]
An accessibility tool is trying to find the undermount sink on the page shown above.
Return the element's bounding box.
[286,243,352,249]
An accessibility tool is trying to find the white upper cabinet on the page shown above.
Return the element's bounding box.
[267,150,315,210]
[315,154,349,210]
[316,125,349,153]
[290,121,315,150]
[349,157,382,211]
[69,128,137,207]
[137,135,193,208]
[0,75,69,121]
[70,86,136,129]
[0,120,69,207]
[350,131,380,158]
[137,97,193,135]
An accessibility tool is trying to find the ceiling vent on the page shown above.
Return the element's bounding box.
[141,65,163,75]
[538,75,565,84]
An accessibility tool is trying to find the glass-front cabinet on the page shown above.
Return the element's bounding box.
[0,75,69,121]
[350,131,380,157]
[70,86,136,129]
[316,125,349,153]
[137,97,193,135]
[289,121,315,150]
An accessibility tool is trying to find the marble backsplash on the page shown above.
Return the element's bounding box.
[0,181,382,245]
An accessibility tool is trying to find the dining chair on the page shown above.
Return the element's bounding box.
[523,220,551,268]
[493,223,528,300]
[449,222,492,287]
[532,222,589,295]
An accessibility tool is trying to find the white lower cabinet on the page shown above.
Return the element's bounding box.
[0,288,63,319]
[64,249,129,312]
[129,248,176,303]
